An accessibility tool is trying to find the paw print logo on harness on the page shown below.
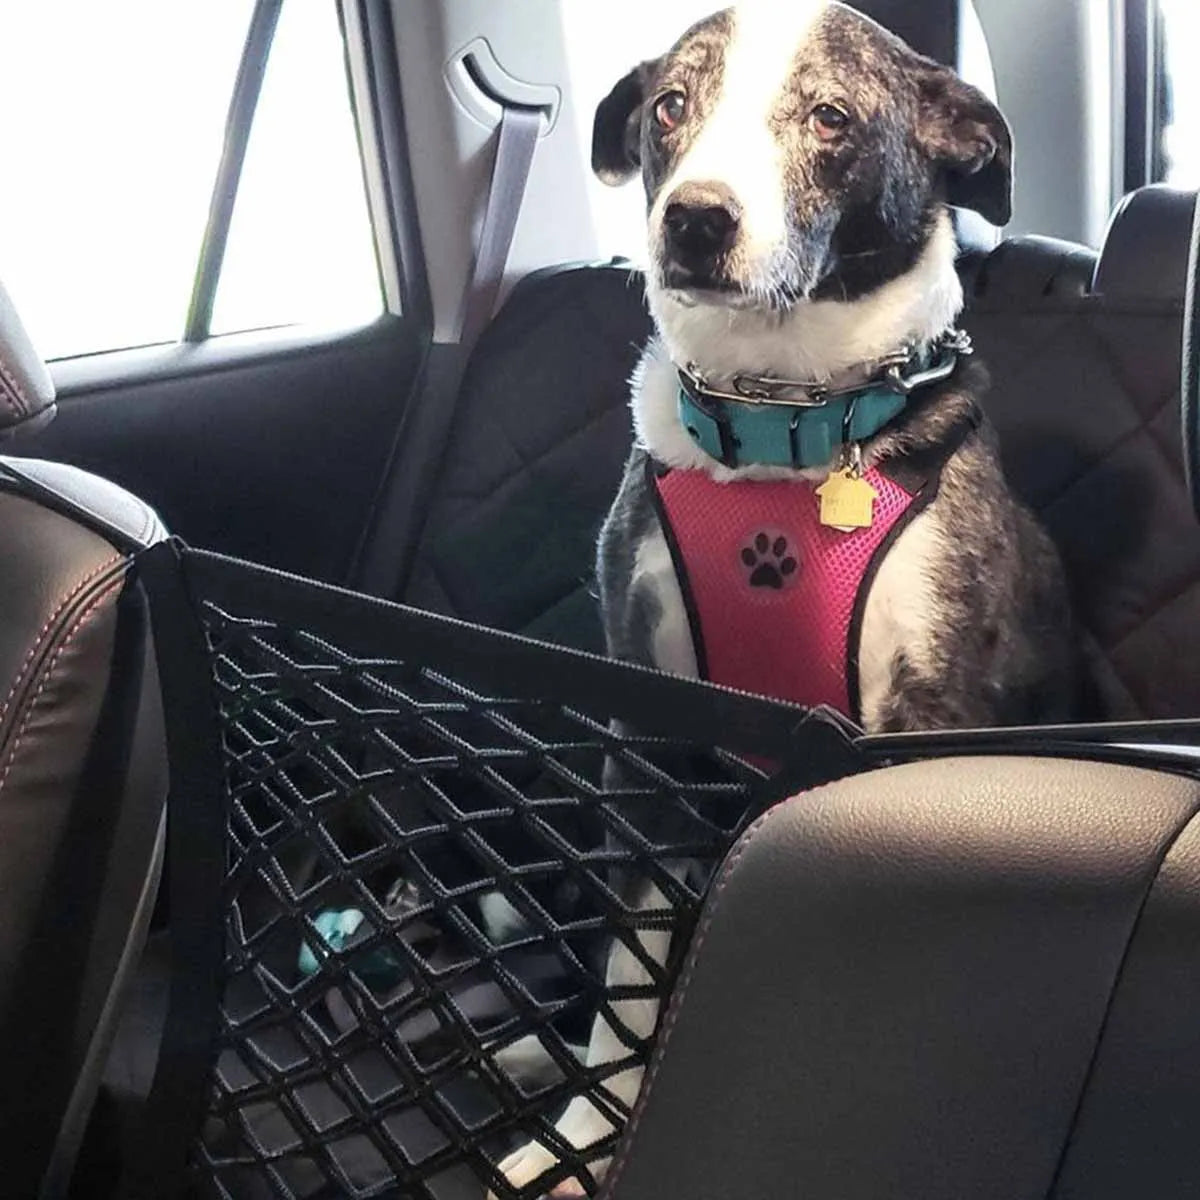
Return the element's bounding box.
[741,531,799,590]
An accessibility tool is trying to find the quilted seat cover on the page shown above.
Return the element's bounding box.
[404,234,1197,722]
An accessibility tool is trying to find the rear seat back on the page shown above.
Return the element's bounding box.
[402,263,652,653]
[403,186,1200,722]
[965,186,1197,719]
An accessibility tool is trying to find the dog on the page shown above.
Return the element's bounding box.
[494,3,1075,1194]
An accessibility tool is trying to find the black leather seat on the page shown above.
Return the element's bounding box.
[602,756,1200,1200]
[0,281,168,1196]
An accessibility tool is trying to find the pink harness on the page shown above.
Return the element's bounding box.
[652,462,923,721]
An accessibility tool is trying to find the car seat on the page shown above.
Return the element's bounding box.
[0,279,168,1196]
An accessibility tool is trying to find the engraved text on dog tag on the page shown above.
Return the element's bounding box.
[817,469,877,531]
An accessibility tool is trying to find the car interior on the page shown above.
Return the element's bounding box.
[3,0,1200,1196]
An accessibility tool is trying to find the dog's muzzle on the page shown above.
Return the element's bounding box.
[661,181,742,286]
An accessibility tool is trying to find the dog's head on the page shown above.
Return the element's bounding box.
[593,1,1011,318]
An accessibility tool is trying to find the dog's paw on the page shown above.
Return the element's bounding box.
[493,1140,559,1195]
[741,531,799,590]
[490,1140,595,1199]
[488,1099,614,1199]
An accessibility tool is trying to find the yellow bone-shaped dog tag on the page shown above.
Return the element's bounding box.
[816,468,877,531]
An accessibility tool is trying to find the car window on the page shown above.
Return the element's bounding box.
[0,3,249,361]
[0,0,379,362]
[210,0,381,337]
[1156,0,1199,185]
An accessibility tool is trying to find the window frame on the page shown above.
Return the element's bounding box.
[1124,0,1171,192]
[183,0,282,343]
[44,0,428,376]
[338,0,430,329]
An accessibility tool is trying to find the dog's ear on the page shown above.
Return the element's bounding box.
[592,60,659,186]
[915,67,1013,226]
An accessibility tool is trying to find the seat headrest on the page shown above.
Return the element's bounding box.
[1093,185,1198,302]
[0,278,55,439]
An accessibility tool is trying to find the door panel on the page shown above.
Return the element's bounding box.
[0,0,431,591]
[24,317,425,586]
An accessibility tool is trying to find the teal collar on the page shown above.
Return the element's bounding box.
[676,330,971,470]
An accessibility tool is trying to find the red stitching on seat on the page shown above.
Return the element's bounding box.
[0,574,126,796]
[0,554,124,736]
[599,798,792,1198]
[0,353,31,418]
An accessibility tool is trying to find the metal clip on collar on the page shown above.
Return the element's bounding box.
[883,329,974,396]
[683,329,973,410]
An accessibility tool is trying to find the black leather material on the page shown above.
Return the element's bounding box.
[0,462,167,1193]
[1051,811,1200,1196]
[1093,184,1197,301]
[1,457,168,551]
[603,757,1200,1200]
[966,234,1097,301]
[0,276,55,439]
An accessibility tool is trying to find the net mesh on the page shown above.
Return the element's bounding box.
[188,593,801,1200]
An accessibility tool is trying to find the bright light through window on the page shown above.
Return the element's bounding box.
[0,1,381,362]
[210,1,382,337]
[0,2,250,361]
[1159,0,1200,186]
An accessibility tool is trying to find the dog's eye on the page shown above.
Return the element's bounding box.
[654,91,687,132]
[810,103,850,140]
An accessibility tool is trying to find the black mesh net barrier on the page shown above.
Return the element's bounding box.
[141,546,860,1200]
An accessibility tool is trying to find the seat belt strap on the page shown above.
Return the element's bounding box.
[458,103,541,346]
[350,103,541,600]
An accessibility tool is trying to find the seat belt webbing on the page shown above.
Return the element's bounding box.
[351,103,541,599]
[458,103,541,346]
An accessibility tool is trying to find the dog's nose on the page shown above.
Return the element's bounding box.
[662,183,741,268]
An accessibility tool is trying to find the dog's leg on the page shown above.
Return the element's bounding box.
[493,452,697,1196]
[492,872,678,1198]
